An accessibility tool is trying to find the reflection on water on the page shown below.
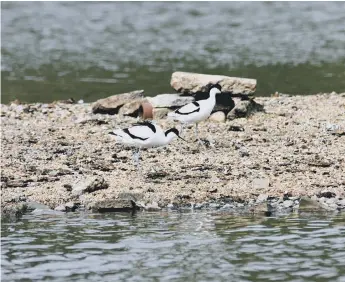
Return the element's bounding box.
[2,211,345,281]
[1,2,345,103]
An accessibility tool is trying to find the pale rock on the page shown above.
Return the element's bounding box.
[298,196,323,211]
[209,111,226,123]
[252,177,270,190]
[170,72,256,95]
[257,194,269,203]
[337,199,345,206]
[92,90,144,115]
[283,200,294,208]
[144,202,161,211]
[153,108,171,119]
[147,94,194,108]
[118,98,148,117]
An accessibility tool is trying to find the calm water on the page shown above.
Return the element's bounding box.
[1,2,345,103]
[2,211,345,282]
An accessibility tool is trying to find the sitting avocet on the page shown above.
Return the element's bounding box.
[167,83,222,143]
[109,121,185,170]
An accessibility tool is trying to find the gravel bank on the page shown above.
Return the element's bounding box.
[1,93,345,217]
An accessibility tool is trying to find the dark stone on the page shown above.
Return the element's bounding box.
[72,176,109,196]
[90,199,138,213]
[318,191,336,198]
[227,99,264,120]
[146,171,168,179]
[228,125,245,132]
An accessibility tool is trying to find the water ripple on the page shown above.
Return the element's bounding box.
[2,211,345,281]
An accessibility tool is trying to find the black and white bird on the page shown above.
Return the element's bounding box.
[167,83,222,143]
[109,121,185,170]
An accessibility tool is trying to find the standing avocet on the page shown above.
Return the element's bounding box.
[109,121,185,170]
[167,83,222,143]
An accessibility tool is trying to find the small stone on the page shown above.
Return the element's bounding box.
[239,147,249,157]
[253,202,271,216]
[26,201,51,211]
[311,195,318,201]
[228,125,244,132]
[325,198,336,205]
[153,108,171,119]
[227,99,264,120]
[194,203,204,209]
[72,176,109,196]
[337,199,345,206]
[298,196,323,211]
[257,194,268,203]
[220,204,233,210]
[144,202,161,211]
[54,205,66,212]
[283,200,294,208]
[118,98,148,117]
[318,191,336,198]
[209,111,226,123]
[63,184,72,191]
[88,198,137,212]
[318,197,326,204]
[209,203,220,209]
[65,202,78,212]
[252,177,269,190]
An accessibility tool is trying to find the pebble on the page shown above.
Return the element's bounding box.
[283,200,294,208]
[220,204,234,210]
[252,177,270,190]
[194,203,204,209]
[144,202,161,211]
[209,203,220,209]
[337,199,345,206]
[257,194,268,203]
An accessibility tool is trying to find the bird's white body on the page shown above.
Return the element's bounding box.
[112,122,176,149]
[167,87,220,125]
[167,86,222,145]
[110,121,183,171]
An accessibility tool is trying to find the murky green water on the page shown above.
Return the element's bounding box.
[1,2,345,103]
[1,211,345,281]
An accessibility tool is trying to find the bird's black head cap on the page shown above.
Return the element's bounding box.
[165,127,179,136]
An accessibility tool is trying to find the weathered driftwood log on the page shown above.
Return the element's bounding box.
[170,72,256,96]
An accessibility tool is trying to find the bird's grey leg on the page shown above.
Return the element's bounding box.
[132,148,137,164]
[195,123,207,149]
[177,123,186,154]
[195,123,199,140]
[180,123,185,136]
[133,148,141,172]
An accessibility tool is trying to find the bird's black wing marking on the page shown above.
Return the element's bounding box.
[123,128,149,141]
[132,120,156,133]
[175,101,200,115]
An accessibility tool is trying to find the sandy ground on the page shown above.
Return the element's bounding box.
[1,93,345,216]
